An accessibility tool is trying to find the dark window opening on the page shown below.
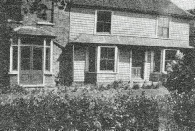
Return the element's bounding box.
[88,47,96,72]
[165,50,177,71]
[5,0,22,21]
[100,47,115,71]
[153,50,161,72]
[97,11,111,33]
[13,46,18,71]
[45,47,50,71]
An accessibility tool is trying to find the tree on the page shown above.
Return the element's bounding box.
[165,50,195,94]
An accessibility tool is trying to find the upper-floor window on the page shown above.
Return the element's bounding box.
[5,0,22,21]
[96,11,111,33]
[158,17,169,38]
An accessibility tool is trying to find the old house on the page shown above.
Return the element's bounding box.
[0,0,194,87]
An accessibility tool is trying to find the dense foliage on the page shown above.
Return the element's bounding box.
[165,50,195,130]
[0,85,163,131]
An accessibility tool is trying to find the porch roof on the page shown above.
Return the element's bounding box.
[13,26,56,37]
[70,34,194,48]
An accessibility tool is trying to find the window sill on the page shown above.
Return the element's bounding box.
[7,19,23,24]
[44,71,54,75]
[98,71,118,74]
[8,71,18,75]
[36,21,55,26]
[86,71,118,74]
[155,36,170,40]
[95,32,111,36]
[20,84,45,88]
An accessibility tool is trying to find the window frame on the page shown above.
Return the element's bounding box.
[9,38,19,74]
[95,10,112,34]
[9,37,53,75]
[157,16,170,38]
[43,39,53,74]
[97,46,118,73]
[162,49,178,72]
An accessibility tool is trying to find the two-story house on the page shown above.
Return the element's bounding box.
[1,0,194,87]
[66,0,194,85]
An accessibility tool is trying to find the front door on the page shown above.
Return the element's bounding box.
[132,49,145,79]
[20,46,43,85]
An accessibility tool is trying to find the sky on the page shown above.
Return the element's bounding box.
[171,0,195,10]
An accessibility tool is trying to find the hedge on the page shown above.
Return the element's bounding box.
[0,84,193,131]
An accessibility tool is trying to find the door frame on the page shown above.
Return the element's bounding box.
[19,45,44,85]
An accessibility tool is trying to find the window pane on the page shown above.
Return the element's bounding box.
[104,23,111,33]
[97,22,104,32]
[163,28,169,38]
[21,38,44,46]
[165,50,177,60]
[33,47,43,70]
[101,48,107,59]
[163,18,169,27]
[108,48,114,59]
[21,47,31,70]
[89,47,96,72]
[100,60,107,70]
[97,11,111,33]
[45,48,50,71]
[107,60,114,70]
[97,11,111,22]
[46,39,51,46]
[13,46,18,70]
[158,27,163,37]
[154,50,161,72]
[158,18,164,27]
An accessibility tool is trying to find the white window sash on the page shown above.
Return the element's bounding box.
[97,46,118,73]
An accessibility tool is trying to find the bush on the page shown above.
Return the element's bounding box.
[0,85,161,130]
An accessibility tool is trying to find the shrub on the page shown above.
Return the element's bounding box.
[0,85,161,130]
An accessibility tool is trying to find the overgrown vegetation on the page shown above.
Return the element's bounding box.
[0,84,163,131]
[165,50,195,130]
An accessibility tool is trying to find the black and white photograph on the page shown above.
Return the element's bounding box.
[0,0,195,130]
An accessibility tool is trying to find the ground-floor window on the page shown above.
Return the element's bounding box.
[100,47,115,71]
[164,49,178,71]
[9,37,53,85]
[88,46,96,72]
[153,50,161,72]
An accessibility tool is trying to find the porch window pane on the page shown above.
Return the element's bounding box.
[100,47,115,71]
[21,47,31,70]
[154,50,161,72]
[88,47,96,72]
[33,47,43,70]
[45,48,50,71]
[12,46,18,70]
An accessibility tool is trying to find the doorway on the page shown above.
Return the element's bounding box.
[132,49,145,79]
[19,38,44,85]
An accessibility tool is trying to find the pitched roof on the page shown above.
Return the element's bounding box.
[71,0,193,19]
